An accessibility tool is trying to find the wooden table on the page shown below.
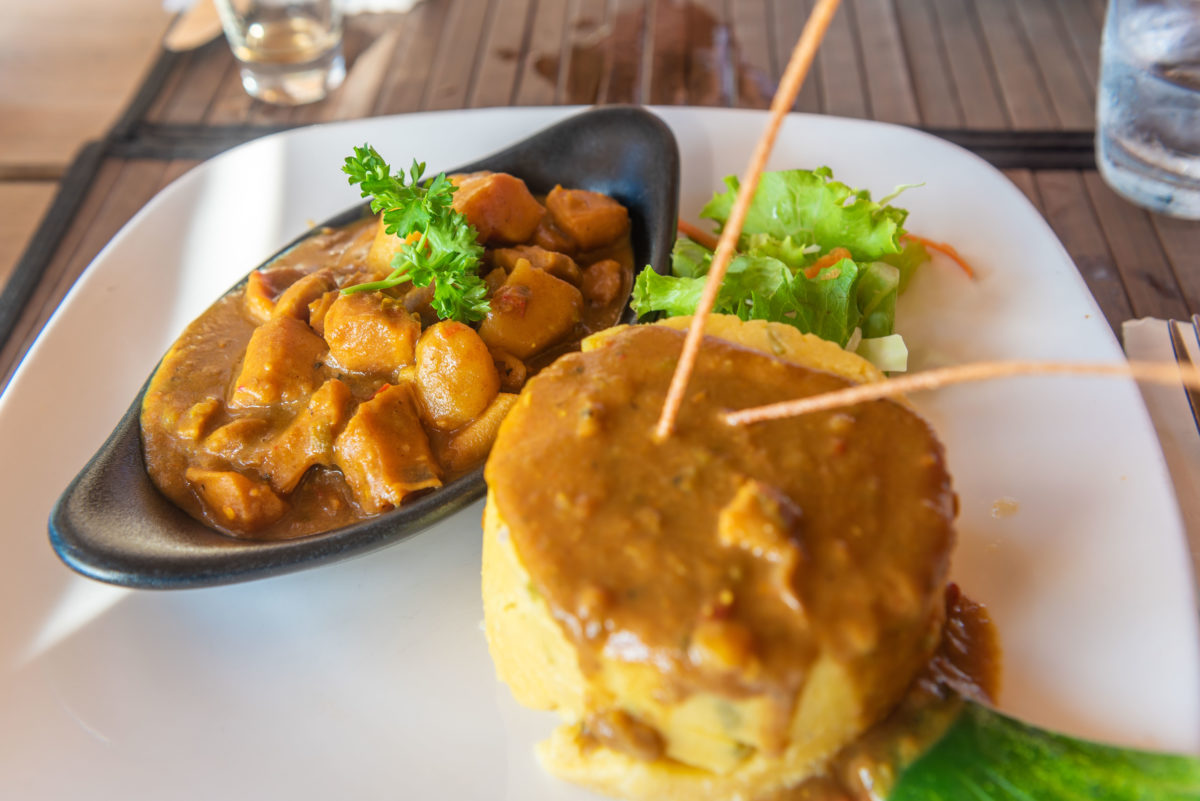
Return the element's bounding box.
[2,0,1197,394]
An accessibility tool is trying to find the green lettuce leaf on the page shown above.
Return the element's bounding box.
[632,255,863,347]
[632,167,930,365]
[856,262,900,339]
[891,701,1200,801]
[700,167,909,262]
[670,238,714,278]
[786,258,860,345]
[882,235,930,294]
[631,270,706,318]
[742,232,818,269]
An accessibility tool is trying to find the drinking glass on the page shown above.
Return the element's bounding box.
[214,0,346,105]
[1097,0,1200,218]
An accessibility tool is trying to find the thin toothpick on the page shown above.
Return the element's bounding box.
[653,0,844,441]
[722,360,1200,426]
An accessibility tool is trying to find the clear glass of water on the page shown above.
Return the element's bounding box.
[214,0,346,105]
[1097,0,1200,218]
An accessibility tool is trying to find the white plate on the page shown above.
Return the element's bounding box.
[0,108,1196,799]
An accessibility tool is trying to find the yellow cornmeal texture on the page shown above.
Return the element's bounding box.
[482,315,954,801]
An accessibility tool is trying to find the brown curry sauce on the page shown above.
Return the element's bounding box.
[141,176,634,540]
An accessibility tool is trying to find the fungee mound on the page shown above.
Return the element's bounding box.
[482,316,957,801]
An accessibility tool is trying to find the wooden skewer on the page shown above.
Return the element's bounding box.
[722,360,1200,426]
[654,0,844,441]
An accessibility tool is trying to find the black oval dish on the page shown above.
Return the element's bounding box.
[50,106,680,589]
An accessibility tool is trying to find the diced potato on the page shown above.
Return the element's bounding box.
[272,269,336,322]
[403,283,438,327]
[176,397,221,442]
[185,467,287,534]
[262,379,354,493]
[366,223,421,277]
[244,267,304,323]
[307,290,339,337]
[334,383,442,513]
[489,347,527,392]
[414,321,501,431]
[477,258,583,359]
[582,258,625,306]
[436,392,519,475]
[230,317,328,408]
[493,245,582,285]
[545,186,629,250]
[532,218,577,254]
[452,171,546,245]
[323,290,422,375]
[717,480,804,614]
[202,417,272,464]
[483,267,507,294]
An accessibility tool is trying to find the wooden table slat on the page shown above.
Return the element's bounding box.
[1083,171,1190,320]
[682,0,727,107]
[1035,170,1134,331]
[646,0,688,105]
[513,0,570,105]
[768,0,821,113]
[0,184,57,291]
[159,159,201,188]
[468,0,532,108]
[815,0,869,119]
[928,0,1010,129]
[1150,215,1200,320]
[372,0,449,114]
[318,25,406,121]
[159,42,231,125]
[1011,0,1096,128]
[1052,0,1104,91]
[972,0,1057,128]
[424,0,495,111]
[729,0,774,109]
[849,0,920,126]
[142,48,194,124]
[0,158,151,389]
[892,0,962,127]
[1002,168,1041,209]
[598,0,646,104]
[560,0,609,106]
[207,58,257,124]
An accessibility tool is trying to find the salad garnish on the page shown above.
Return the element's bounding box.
[632,166,930,371]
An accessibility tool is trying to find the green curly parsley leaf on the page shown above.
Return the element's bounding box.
[341,144,489,323]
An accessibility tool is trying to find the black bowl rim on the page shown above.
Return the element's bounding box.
[48,104,681,589]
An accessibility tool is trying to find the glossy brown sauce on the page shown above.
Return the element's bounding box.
[142,222,379,539]
[487,325,958,734]
[768,585,1001,801]
[142,184,634,540]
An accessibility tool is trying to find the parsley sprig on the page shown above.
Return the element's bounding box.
[342,145,489,323]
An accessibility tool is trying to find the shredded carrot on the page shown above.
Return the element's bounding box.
[677,220,720,251]
[804,247,852,279]
[901,233,975,279]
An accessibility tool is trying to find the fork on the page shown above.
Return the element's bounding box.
[1167,316,1200,435]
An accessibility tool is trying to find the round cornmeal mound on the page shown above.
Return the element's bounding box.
[483,317,956,801]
